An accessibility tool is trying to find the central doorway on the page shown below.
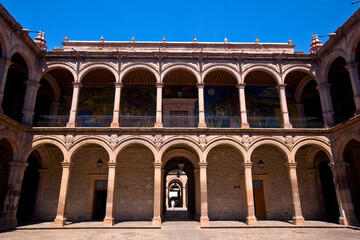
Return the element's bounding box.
[163,157,195,221]
[92,180,108,220]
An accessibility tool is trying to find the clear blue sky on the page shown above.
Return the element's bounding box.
[1,0,358,53]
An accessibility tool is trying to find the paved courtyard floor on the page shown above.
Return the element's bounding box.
[0,221,360,240]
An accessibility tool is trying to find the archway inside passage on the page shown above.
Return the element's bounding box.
[163,157,195,221]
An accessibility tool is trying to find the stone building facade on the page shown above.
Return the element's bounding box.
[0,3,359,227]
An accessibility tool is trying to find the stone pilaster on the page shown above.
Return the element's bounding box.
[0,161,28,226]
[345,62,360,114]
[316,82,334,127]
[53,162,71,227]
[0,59,11,113]
[287,162,305,225]
[243,162,257,225]
[277,84,292,129]
[154,83,163,127]
[22,80,41,126]
[199,162,209,226]
[111,83,123,127]
[33,168,48,220]
[152,162,162,226]
[237,83,249,128]
[103,162,117,226]
[197,83,206,128]
[67,82,82,128]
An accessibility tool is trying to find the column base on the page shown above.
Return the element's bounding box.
[200,216,210,227]
[53,217,67,227]
[66,122,76,128]
[339,217,349,226]
[110,122,119,127]
[282,123,293,129]
[198,122,207,128]
[246,216,257,226]
[154,122,163,128]
[152,217,162,226]
[103,217,114,227]
[292,216,305,225]
[241,123,250,128]
[0,217,17,226]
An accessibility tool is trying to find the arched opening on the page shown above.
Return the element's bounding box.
[284,71,323,128]
[35,68,74,127]
[66,144,109,221]
[328,57,355,124]
[77,68,115,127]
[120,68,156,127]
[163,157,195,220]
[355,41,360,80]
[17,152,40,223]
[204,70,240,128]
[207,145,245,220]
[0,139,13,216]
[2,53,28,122]
[343,139,360,221]
[115,144,154,221]
[244,71,281,128]
[163,69,198,127]
[251,145,292,220]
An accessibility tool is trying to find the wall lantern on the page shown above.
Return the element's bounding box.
[177,90,183,98]
[97,158,104,168]
[178,162,185,170]
[258,160,265,169]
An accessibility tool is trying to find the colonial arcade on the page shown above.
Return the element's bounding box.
[0,3,360,228]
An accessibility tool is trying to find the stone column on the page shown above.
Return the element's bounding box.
[345,62,360,114]
[296,103,306,128]
[330,162,358,225]
[0,59,10,113]
[22,80,41,126]
[66,82,82,128]
[154,83,163,127]
[152,162,162,226]
[103,162,117,226]
[237,84,249,128]
[33,168,48,220]
[199,162,209,226]
[287,162,305,225]
[111,83,123,127]
[194,168,200,218]
[165,185,169,209]
[0,162,28,226]
[307,168,320,218]
[243,162,257,225]
[182,185,187,208]
[197,83,206,128]
[277,84,292,128]
[316,83,334,127]
[53,162,71,227]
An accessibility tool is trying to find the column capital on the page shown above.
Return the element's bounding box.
[155,82,164,88]
[196,83,205,88]
[287,162,297,169]
[276,83,287,90]
[114,82,123,88]
[25,80,41,88]
[61,162,71,168]
[108,162,117,168]
[193,168,200,174]
[8,161,28,168]
[316,82,331,90]
[345,62,358,71]
[236,83,246,89]
[243,162,253,168]
[199,162,207,168]
[154,162,162,168]
[72,82,82,88]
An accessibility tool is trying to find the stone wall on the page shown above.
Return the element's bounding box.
[115,145,154,221]
[207,146,246,220]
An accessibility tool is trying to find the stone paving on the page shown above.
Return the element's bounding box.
[0,221,360,240]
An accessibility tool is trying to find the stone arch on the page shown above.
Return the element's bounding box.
[202,64,240,83]
[114,138,157,162]
[203,138,246,160]
[335,131,360,161]
[68,138,112,162]
[291,139,333,164]
[41,74,61,100]
[0,130,22,161]
[29,138,68,161]
[78,63,118,83]
[0,25,11,58]
[9,46,36,79]
[41,63,77,83]
[162,64,201,83]
[283,65,317,81]
[242,64,281,84]
[162,148,199,168]
[294,76,316,103]
[159,138,202,161]
[248,138,290,162]
[347,26,360,62]
[120,63,160,83]
[320,50,348,79]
